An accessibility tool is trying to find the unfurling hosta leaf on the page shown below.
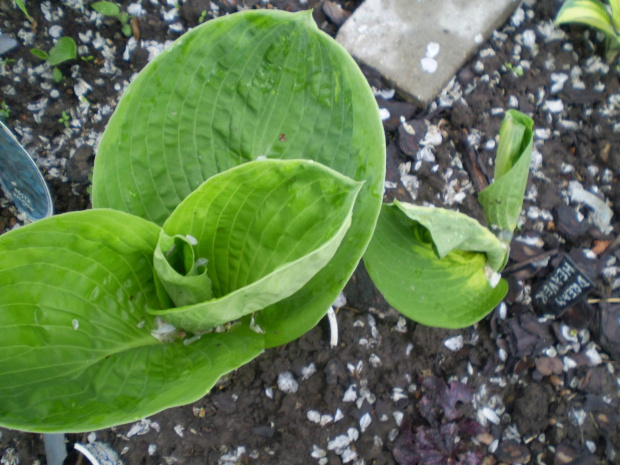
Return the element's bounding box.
[363,204,508,328]
[151,159,362,331]
[92,10,385,347]
[153,231,213,308]
[392,200,508,271]
[0,210,263,432]
[478,109,534,241]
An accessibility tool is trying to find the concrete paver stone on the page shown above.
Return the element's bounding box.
[336,0,521,107]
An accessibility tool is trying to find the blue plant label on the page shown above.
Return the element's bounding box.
[533,255,593,314]
[0,120,53,221]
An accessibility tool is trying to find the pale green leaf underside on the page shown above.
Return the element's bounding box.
[478,110,534,237]
[555,0,617,38]
[393,200,508,271]
[153,159,361,331]
[0,210,263,433]
[92,10,385,347]
[364,204,508,328]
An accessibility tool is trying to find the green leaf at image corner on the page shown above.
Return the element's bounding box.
[478,109,534,238]
[152,159,363,332]
[47,36,77,67]
[0,209,264,433]
[392,200,508,271]
[92,9,386,348]
[611,0,620,30]
[554,0,618,39]
[364,203,508,328]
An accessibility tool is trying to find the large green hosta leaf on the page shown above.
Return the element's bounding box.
[364,203,508,328]
[92,10,385,347]
[152,159,362,331]
[0,210,263,432]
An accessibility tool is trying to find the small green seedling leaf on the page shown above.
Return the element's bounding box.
[30,48,49,60]
[52,67,63,82]
[364,203,508,328]
[152,159,362,331]
[47,36,77,67]
[121,23,132,37]
[478,109,534,242]
[14,0,31,19]
[91,1,121,17]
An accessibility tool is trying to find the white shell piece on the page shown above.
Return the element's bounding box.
[307,410,320,423]
[359,413,372,433]
[311,445,326,459]
[343,385,357,402]
[444,335,464,351]
[327,435,351,450]
[277,371,298,394]
[481,407,500,425]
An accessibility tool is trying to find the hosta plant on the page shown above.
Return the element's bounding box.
[0,10,385,432]
[555,0,620,62]
[0,9,533,434]
[364,110,534,328]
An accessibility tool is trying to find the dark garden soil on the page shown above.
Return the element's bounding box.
[1,0,620,464]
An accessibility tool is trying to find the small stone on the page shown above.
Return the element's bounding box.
[66,145,95,183]
[277,371,298,394]
[322,1,350,26]
[0,34,18,55]
[359,412,372,433]
[522,29,536,48]
[251,425,274,438]
[543,99,564,113]
[398,119,426,157]
[49,25,64,39]
[343,384,357,402]
[444,335,464,351]
[494,440,530,464]
[327,434,350,450]
[311,445,326,459]
[535,356,563,376]
[421,57,438,74]
[341,448,357,463]
[481,406,500,425]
